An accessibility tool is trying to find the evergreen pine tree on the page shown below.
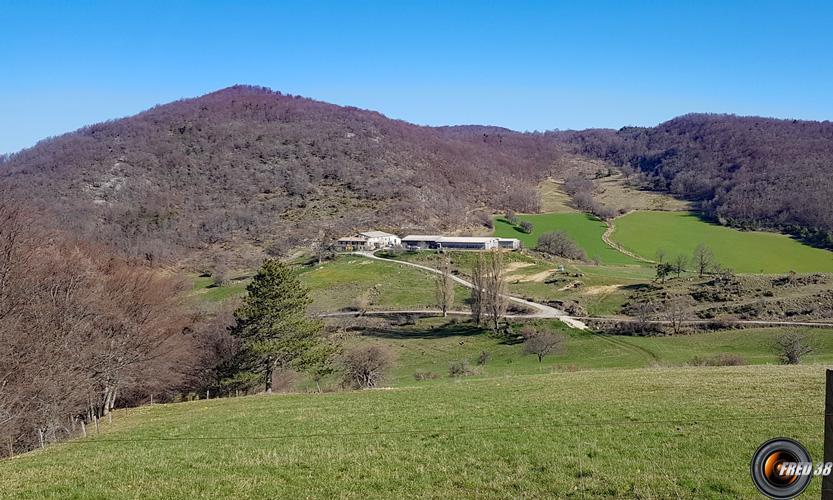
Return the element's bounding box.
[228,259,325,393]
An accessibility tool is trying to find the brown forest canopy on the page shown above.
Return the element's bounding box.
[0,85,563,264]
[563,114,833,248]
[1,89,832,261]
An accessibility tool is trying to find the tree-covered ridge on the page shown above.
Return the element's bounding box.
[0,85,561,264]
[564,114,833,248]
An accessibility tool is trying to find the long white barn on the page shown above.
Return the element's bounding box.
[402,235,520,251]
[337,231,520,252]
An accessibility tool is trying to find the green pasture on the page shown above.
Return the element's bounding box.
[613,211,833,273]
[493,213,641,265]
[2,362,828,498]
[297,256,469,313]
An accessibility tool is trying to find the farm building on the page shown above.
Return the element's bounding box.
[437,236,499,250]
[335,236,369,251]
[358,231,401,248]
[402,235,518,251]
[336,231,400,251]
[498,238,521,250]
[401,235,443,250]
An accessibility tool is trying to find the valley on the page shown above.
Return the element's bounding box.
[2,87,832,499]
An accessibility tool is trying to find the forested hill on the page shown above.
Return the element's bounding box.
[1,88,831,265]
[566,114,833,248]
[0,85,564,264]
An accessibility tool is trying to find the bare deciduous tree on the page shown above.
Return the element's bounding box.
[470,254,485,325]
[482,250,507,334]
[434,254,455,317]
[522,327,566,362]
[659,298,691,335]
[536,231,586,260]
[692,243,714,277]
[672,255,688,278]
[775,331,814,365]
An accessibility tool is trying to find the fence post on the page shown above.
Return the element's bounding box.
[823,369,833,499]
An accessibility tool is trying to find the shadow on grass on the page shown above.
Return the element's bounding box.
[621,283,654,292]
[361,322,487,340]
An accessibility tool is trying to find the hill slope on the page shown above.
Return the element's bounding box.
[0,86,563,264]
[565,114,833,248]
[0,365,824,498]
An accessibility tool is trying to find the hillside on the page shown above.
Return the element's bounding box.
[2,90,832,266]
[564,114,833,248]
[1,364,825,498]
[0,86,564,264]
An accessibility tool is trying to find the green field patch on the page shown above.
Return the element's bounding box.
[613,211,833,273]
[2,363,827,498]
[298,256,469,313]
[494,212,641,265]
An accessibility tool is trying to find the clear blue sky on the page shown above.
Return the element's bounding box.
[2,0,832,153]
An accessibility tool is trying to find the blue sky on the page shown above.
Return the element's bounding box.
[1,0,832,153]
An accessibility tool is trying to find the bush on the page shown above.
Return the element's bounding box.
[536,231,586,261]
[519,221,534,233]
[413,370,439,381]
[448,361,478,378]
[690,353,747,366]
[775,332,814,365]
[342,345,394,389]
[476,351,492,365]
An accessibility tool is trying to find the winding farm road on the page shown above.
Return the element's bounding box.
[601,219,654,264]
[326,252,833,331]
[349,251,589,330]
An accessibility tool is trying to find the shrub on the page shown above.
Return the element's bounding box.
[519,221,534,234]
[448,361,478,378]
[690,353,747,366]
[413,370,439,381]
[536,231,586,261]
[476,351,492,365]
[342,345,394,389]
[774,332,814,365]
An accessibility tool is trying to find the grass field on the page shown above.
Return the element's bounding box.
[2,363,827,498]
[613,211,833,273]
[494,213,641,266]
[190,256,470,312]
[298,256,469,313]
[347,319,833,385]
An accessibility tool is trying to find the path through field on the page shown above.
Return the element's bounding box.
[601,218,654,263]
[351,251,589,329]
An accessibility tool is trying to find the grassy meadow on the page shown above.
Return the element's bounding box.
[190,256,470,313]
[493,213,641,266]
[298,255,469,313]
[1,363,828,499]
[345,319,833,385]
[613,211,833,273]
